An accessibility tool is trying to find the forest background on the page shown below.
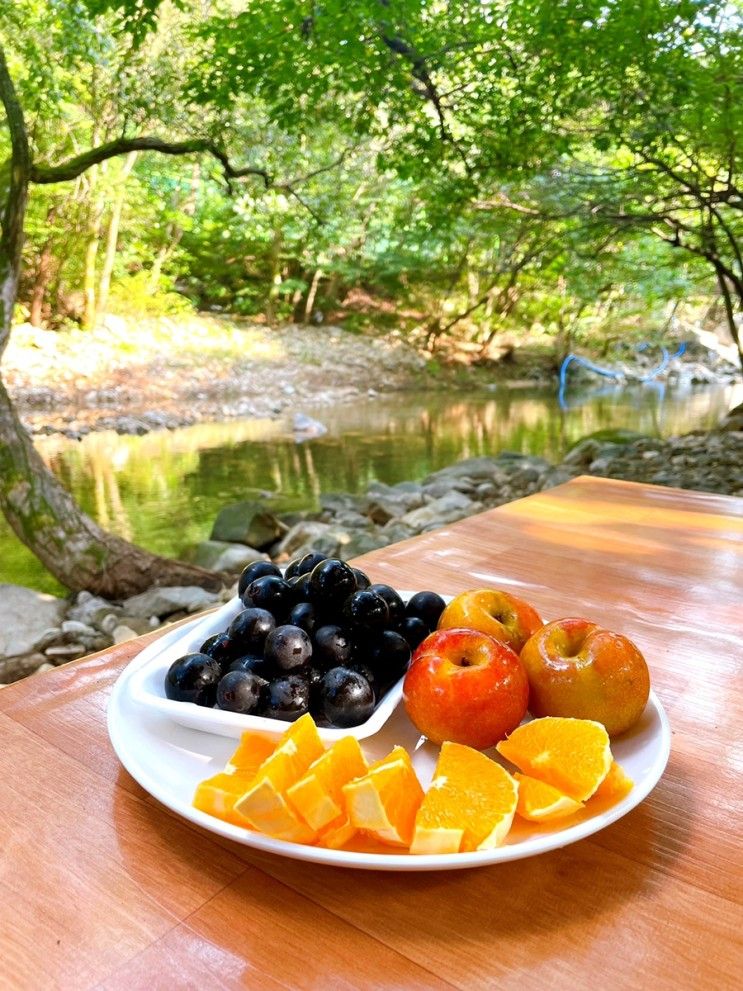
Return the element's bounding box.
[0,0,741,598]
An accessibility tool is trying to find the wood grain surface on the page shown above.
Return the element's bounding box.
[1,476,741,990]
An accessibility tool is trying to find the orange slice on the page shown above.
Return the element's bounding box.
[592,760,633,801]
[286,735,368,833]
[317,817,358,850]
[193,770,257,827]
[226,731,277,775]
[496,716,611,802]
[342,746,424,848]
[410,742,518,854]
[514,772,583,822]
[234,714,325,843]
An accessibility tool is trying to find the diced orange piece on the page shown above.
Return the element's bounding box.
[226,731,277,775]
[286,735,368,832]
[234,714,325,843]
[592,760,633,801]
[342,746,424,848]
[496,717,612,802]
[193,771,257,828]
[514,772,583,822]
[317,817,358,850]
[410,742,518,854]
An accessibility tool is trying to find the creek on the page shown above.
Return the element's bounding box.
[3,380,740,594]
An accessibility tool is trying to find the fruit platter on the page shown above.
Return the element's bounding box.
[110,553,671,871]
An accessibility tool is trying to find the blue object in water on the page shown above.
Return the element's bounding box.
[558,343,687,407]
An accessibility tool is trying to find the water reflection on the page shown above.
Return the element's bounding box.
[2,381,740,594]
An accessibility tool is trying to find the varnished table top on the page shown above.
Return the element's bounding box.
[1,476,741,990]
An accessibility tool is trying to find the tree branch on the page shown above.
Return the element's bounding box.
[282,145,356,189]
[29,136,272,188]
[379,31,472,175]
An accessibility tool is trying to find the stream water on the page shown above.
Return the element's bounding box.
[3,380,740,594]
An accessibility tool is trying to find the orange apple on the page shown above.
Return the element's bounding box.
[403,628,529,749]
[437,588,543,653]
[519,617,650,737]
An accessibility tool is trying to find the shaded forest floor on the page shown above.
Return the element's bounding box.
[3,314,552,436]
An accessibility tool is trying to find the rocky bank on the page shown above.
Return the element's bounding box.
[3,407,741,686]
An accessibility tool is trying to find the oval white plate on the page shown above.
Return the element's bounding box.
[108,617,671,872]
[126,592,419,742]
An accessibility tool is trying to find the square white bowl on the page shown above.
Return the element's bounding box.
[127,591,422,742]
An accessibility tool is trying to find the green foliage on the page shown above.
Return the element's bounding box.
[1,0,740,359]
[107,271,193,317]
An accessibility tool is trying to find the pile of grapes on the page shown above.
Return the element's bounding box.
[164,554,446,728]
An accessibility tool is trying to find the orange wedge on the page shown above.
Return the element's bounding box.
[496,716,611,802]
[225,731,277,775]
[342,746,424,848]
[286,735,368,833]
[193,770,258,827]
[410,742,518,854]
[592,760,633,801]
[514,772,583,822]
[234,714,325,843]
[317,817,358,850]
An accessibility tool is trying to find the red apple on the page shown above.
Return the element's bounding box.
[403,628,529,750]
[437,588,543,654]
[519,617,651,737]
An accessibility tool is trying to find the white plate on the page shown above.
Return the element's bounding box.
[127,592,418,742]
[108,615,671,872]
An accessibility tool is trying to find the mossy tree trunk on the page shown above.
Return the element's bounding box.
[0,46,223,596]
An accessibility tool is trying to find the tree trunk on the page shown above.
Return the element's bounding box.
[304,267,323,322]
[265,226,283,324]
[28,205,57,326]
[0,49,30,357]
[322,271,343,310]
[82,189,103,330]
[148,243,169,293]
[148,160,199,293]
[98,151,137,316]
[0,379,222,596]
[715,268,743,372]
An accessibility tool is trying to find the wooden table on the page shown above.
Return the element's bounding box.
[1,476,741,990]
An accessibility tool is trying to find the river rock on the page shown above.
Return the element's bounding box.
[378,521,416,543]
[45,643,87,660]
[319,492,364,515]
[562,438,605,468]
[423,456,501,484]
[364,488,425,524]
[113,625,139,644]
[340,531,390,558]
[210,500,283,548]
[121,585,220,618]
[280,521,357,560]
[331,511,372,529]
[278,521,334,557]
[193,540,267,573]
[721,403,743,432]
[400,490,475,532]
[67,591,121,630]
[61,619,98,639]
[116,614,156,635]
[422,477,478,499]
[0,585,67,657]
[0,652,47,682]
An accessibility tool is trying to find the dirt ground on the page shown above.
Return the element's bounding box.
[3,315,436,435]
